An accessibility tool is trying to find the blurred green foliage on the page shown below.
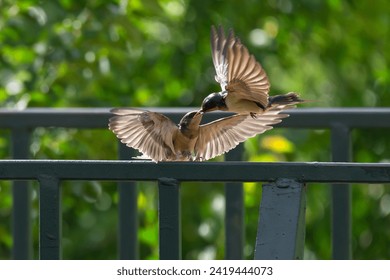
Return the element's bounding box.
[1,0,390,259]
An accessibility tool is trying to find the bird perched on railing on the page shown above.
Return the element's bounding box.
[200,25,304,117]
[108,105,292,162]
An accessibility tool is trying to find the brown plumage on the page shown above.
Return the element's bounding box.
[108,106,292,162]
[201,25,304,117]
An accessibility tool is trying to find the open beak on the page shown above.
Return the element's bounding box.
[196,109,204,116]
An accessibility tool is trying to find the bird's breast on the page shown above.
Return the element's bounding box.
[226,95,263,113]
[173,133,198,158]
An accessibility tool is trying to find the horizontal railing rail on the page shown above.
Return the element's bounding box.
[1,160,390,183]
[1,107,390,260]
[1,107,390,128]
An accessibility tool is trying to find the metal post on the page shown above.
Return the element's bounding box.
[158,178,181,260]
[331,124,352,259]
[254,179,306,260]
[117,143,138,260]
[11,128,32,260]
[224,144,244,259]
[38,175,61,260]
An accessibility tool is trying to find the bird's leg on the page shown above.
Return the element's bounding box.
[181,151,193,161]
[193,155,203,162]
[250,112,258,119]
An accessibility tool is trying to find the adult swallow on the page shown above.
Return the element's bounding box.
[109,106,291,162]
[201,25,304,117]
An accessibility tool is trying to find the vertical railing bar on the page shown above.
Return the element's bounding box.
[224,144,244,260]
[331,123,352,260]
[117,143,138,260]
[254,179,306,260]
[38,174,61,260]
[158,178,181,260]
[11,127,32,260]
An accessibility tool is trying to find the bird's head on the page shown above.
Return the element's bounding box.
[200,92,227,113]
[179,110,203,132]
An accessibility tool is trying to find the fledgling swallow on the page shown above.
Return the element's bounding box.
[108,106,291,162]
[201,25,305,117]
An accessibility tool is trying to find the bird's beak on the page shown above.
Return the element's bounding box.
[196,110,204,115]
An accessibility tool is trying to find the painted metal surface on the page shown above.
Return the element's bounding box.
[38,175,61,260]
[331,124,352,259]
[10,128,32,260]
[255,179,306,260]
[225,144,244,260]
[158,178,181,260]
[1,160,389,183]
[117,143,138,260]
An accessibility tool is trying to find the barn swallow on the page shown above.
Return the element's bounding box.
[201,25,304,117]
[109,106,292,162]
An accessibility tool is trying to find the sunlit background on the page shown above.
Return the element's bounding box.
[1,0,390,259]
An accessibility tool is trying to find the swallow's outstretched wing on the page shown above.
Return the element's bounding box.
[195,105,294,161]
[210,25,230,90]
[109,108,178,162]
[211,25,270,109]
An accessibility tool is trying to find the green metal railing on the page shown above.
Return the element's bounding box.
[1,108,390,260]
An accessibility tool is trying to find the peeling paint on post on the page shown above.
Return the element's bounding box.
[254,179,306,260]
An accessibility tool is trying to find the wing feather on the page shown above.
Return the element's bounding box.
[212,26,270,108]
[211,25,232,90]
[109,108,178,162]
[195,107,292,161]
